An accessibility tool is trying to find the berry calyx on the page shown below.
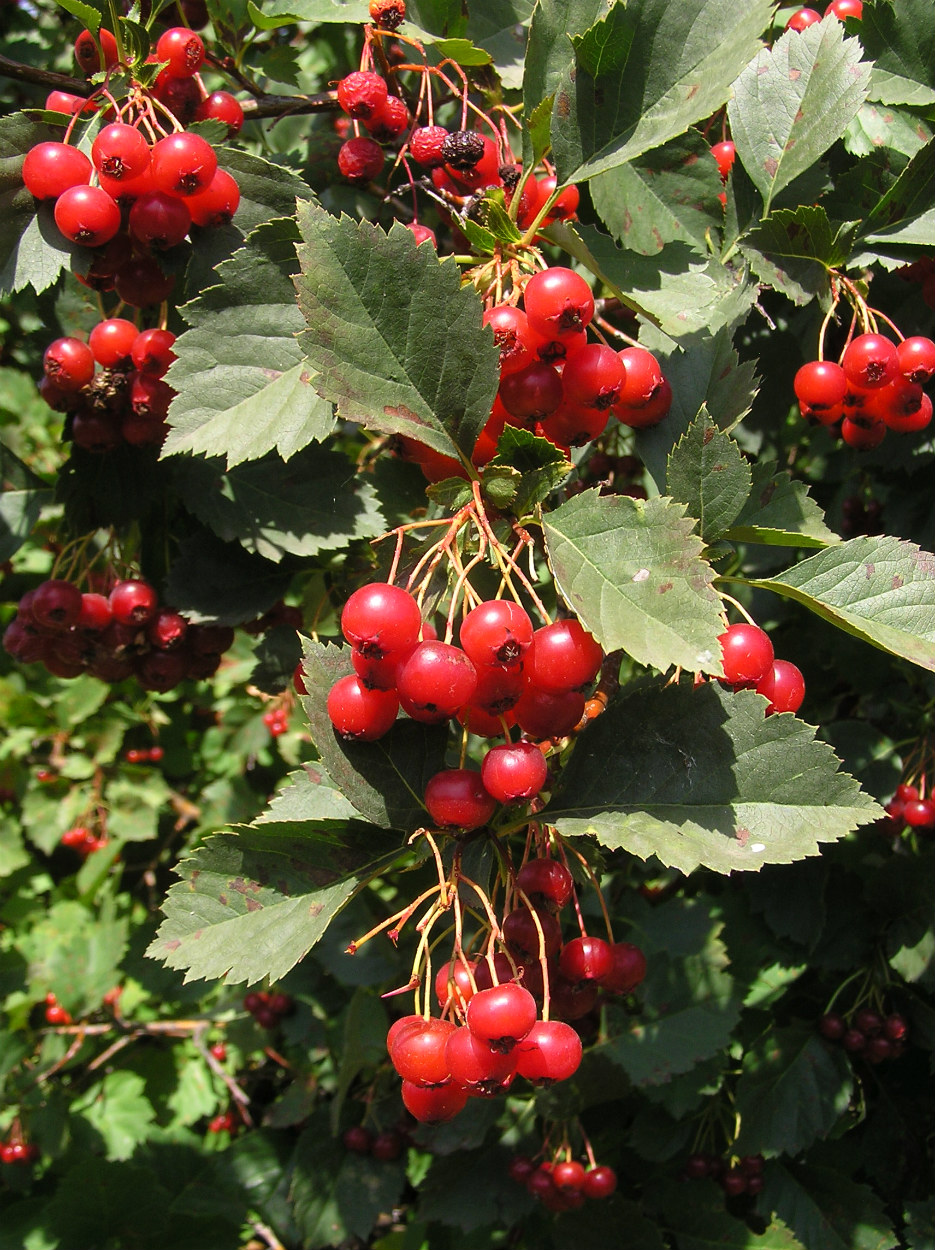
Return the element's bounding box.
[459,599,534,669]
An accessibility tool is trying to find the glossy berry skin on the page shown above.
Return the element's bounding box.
[825,0,862,16]
[561,344,625,410]
[603,941,648,994]
[401,1080,467,1124]
[32,579,83,630]
[616,347,666,409]
[502,907,562,960]
[445,1026,518,1093]
[710,140,736,181]
[22,142,92,200]
[718,622,774,688]
[524,267,595,339]
[186,170,241,228]
[483,305,536,375]
[109,579,158,626]
[787,6,821,28]
[151,133,218,197]
[459,600,534,669]
[513,686,585,738]
[132,329,177,376]
[466,982,537,1050]
[43,337,95,391]
[514,1019,582,1083]
[559,935,613,984]
[896,336,935,384]
[841,414,886,449]
[842,333,900,389]
[424,768,496,830]
[91,124,151,182]
[396,642,477,723]
[755,659,805,715]
[481,741,549,802]
[75,27,119,73]
[499,361,563,422]
[516,858,574,910]
[195,91,245,136]
[526,620,603,693]
[342,583,422,657]
[327,674,399,741]
[156,27,206,76]
[78,592,112,631]
[582,1165,617,1199]
[794,360,848,410]
[338,136,385,183]
[904,798,935,828]
[435,959,477,1011]
[129,191,191,249]
[54,185,121,246]
[89,318,138,367]
[389,1016,455,1085]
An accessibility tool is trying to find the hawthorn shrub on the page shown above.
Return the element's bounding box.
[0,0,933,1247]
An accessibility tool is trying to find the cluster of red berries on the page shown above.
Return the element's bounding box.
[787,0,862,28]
[509,1154,618,1210]
[124,744,165,764]
[61,824,109,857]
[0,1138,39,1166]
[43,991,74,1024]
[342,1124,407,1161]
[243,989,294,1030]
[682,1152,765,1197]
[794,332,934,448]
[21,29,241,305]
[717,622,805,716]
[819,1007,908,1062]
[262,706,290,738]
[3,575,234,688]
[328,583,605,803]
[881,783,935,834]
[39,321,177,450]
[207,1109,239,1135]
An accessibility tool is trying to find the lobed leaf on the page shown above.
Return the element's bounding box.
[741,206,860,306]
[548,681,881,874]
[294,204,500,460]
[762,1160,897,1250]
[550,0,772,184]
[727,20,872,214]
[725,459,836,548]
[542,489,727,675]
[665,412,752,543]
[147,820,402,985]
[750,536,935,671]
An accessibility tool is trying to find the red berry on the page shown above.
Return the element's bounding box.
[842,333,899,389]
[515,858,574,910]
[327,674,399,740]
[884,1013,907,1041]
[825,0,861,17]
[710,140,736,181]
[54,185,121,247]
[718,622,774,688]
[513,686,585,738]
[755,659,805,715]
[842,1027,866,1052]
[865,1035,892,1063]
[195,91,244,136]
[343,1125,373,1154]
[514,1019,582,1083]
[46,90,96,115]
[409,125,448,167]
[445,1025,518,1094]
[390,1016,455,1085]
[904,797,935,828]
[896,336,935,384]
[502,906,562,961]
[151,133,218,198]
[435,959,477,1011]
[787,7,821,29]
[523,267,595,339]
[559,935,613,985]
[43,337,95,392]
[337,71,388,120]
[396,642,477,723]
[481,741,549,803]
[342,583,422,657]
[499,360,564,423]
[552,1160,586,1192]
[401,1079,467,1123]
[722,1167,748,1196]
[603,941,647,994]
[77,592,112,631]
[582,1165,617,1199]
[109,579,158,626]
[616,376,672,427]
[128,191,191,250]
[794,360,848,411]
[32,578,83,629]
[466,982,537,1050]
[186,169,241,228]
[89,318,138,368]
[525,620,603,693]
[371,1129,405,1161]
[75,28,119,73]
[156,27,205,76]
[365,93,409,140]
[91,123,151,183]
[483,305,536,376]
[22,141,92,200]
[338,136,385,183]
[841,414,886,449]
[460,600,534,669]
[535,174,580,223]
[424,768,496,830]
[561,343,626,411]
[45,1003,72,1024]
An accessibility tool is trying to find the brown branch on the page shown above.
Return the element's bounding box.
[0,53,91,95]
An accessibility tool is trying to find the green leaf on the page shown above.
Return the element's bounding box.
[869,66,935,107]
[550,0,773,184]
[0,440,53,562]
[547,681,881,875]
[0,113,82,296]
[164,218,335,467]
[749,536,935,670]
[299,638,449,831]
[0,817,29,879]
[648,1178,806,1250]
[173,445,384,563]
[904,1200,935,1250]
[734,1025,853,1157]
[550,221,754,341]
[602,905,741,1084]
[294,205,499,460]
[741,206,860,306]
[590,130,726,255]
[845,101,932,161]
[330,989,389,1133]
[71,1071,156,1162]
[636,327,760,492]
[18,899,128,1014]
[165,528,292,626]
[419,1145,532,1232]
[762,1159,897,1250]
[724,459,836,548]
[522,0,607,146]
[862,138,933,235]
[542,489,726,674]
[859,0,935,103]
[665,412,752,543]
[727,20,871,214]
[489,424,572,513]
[258,765,361,824]
[245,0,361,28]
[147,820,402,984]
[465,0,533,89]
